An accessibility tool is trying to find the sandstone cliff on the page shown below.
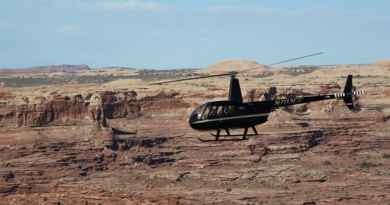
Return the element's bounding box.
[0,90,189,128]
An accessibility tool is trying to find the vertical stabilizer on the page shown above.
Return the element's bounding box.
[343,75,353,94]
[343,75,354,110]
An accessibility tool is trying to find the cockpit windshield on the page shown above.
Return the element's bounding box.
[190,104,206,121]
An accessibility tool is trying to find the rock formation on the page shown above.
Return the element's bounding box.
[14,91,141,128]
[0,90,191,128]
[88,91,140,128]
[139,90,189,112]
[15,95,90,127]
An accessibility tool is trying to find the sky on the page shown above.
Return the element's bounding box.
[1,0,390,69]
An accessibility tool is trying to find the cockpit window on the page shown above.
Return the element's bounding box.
[238,106,245,111]
[201,105,210,120]
[195,103,241,120]
[222,106,229,116]
[226,105,236,115]
[196,105,205,119]
[216,106,224,117]
[208,106,218,119]
[190,105,205,121]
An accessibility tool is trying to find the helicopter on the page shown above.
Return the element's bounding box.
[151,53,365,142]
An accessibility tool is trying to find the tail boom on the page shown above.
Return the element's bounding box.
[272,75,365,110]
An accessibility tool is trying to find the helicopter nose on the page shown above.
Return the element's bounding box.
[189,104,207,130]
[189,111,198,123]
[189,119,200,130]
[189,110,202,129]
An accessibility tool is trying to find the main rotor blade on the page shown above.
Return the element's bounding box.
[233,52,324,74]
[149,72,237,85]
[268,52,324,66]
[149,52,324,85]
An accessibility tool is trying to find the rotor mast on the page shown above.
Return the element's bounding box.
[228,72,243,103]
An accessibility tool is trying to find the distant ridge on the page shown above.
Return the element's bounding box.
[206,59,268,74]
[375,59,390,67]
[97,66,137,70]
[0,64,90,74]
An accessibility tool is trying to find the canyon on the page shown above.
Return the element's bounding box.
[0,62,390,204]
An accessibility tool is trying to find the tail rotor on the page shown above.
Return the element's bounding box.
[334,75,365,111]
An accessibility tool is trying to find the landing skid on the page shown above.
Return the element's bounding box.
[198,126,259,142]
[209,133,258,137]
[197,138,246,142]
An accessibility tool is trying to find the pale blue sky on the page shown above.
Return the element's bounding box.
[1,0,389,69]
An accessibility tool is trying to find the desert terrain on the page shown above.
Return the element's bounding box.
[1,61,390,205]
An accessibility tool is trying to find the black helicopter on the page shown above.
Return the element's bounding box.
[151,53,364,141]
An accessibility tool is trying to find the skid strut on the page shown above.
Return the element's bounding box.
[252,126,258,135]
[215,129,221,141]
[243,128,248,140]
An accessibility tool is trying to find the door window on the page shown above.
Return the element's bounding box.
[216,106,224,118]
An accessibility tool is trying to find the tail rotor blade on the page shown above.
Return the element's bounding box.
[334,75,366,112]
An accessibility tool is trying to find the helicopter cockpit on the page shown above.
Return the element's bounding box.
[189,101,243,122]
